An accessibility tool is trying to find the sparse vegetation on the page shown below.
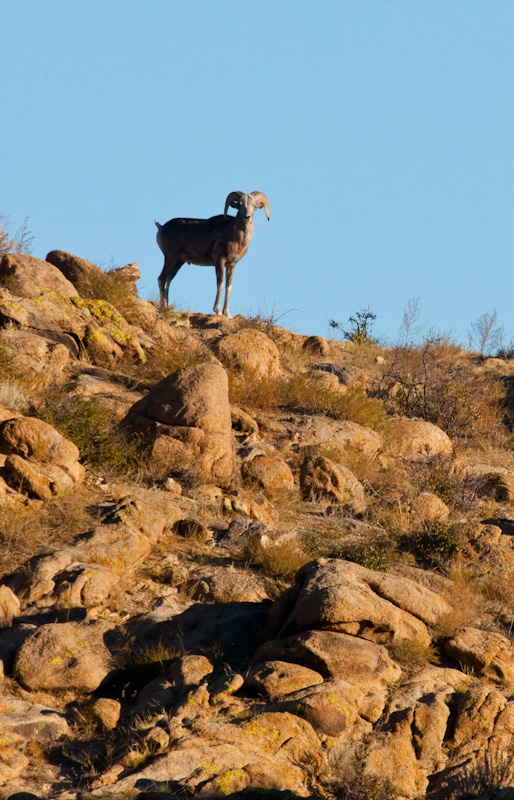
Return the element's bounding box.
[468,308,504,356]
[71,262,146,326]
[0,486,102,575]
[3,235,514,798]
[447,745,514,799]
[388,637,441,667]
[321,744,396,800]
[230,371,385,428]
[377,335,506,440]
[38,389,142,477]
[329,308,379,346]
[0,214,33,259]
[402,519,467,567]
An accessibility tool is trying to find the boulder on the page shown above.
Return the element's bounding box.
[0,415,85,497]
[0,253,78,299]
[0,287,145,368]
[382,417,453,461]
[253,630,401,692]
[212,328,281,379]
[89,712,321,797]
[444,627,514,685]
[0,416,79,469]
[412,491,450,522]
[181,565,270,603]
[246,660,324,699]
[45,249,104,291]
[303,335,330,355]
[297,416,383,461]
[469,462,514,502]
[89,698,121,731]
[360,662,514,800]
[4,454,53,500]
[125,363,234,487]
[300,455,367,513]
[168,654,214,687]
[366,666,471,799]
[271,679,385,738]
[241,454,294,492]
[274,558,451,645]
[0,586,20,628]
[365,705,435,799]
[14,621,113,693]
[0,697,70,742]
[0,329,70,387]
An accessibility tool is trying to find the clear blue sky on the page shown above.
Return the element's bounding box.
[2,2,514,344]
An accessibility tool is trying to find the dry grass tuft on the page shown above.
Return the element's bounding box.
[241,533,310,576]
[388,638,441,667]
[72,264,145,326]
[0,485,103,577]
[124,341,209,386]
[230,370,385,429]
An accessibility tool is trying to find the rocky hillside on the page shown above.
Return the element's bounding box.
[1,251,514,800]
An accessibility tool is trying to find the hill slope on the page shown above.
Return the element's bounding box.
[1,251,514,799]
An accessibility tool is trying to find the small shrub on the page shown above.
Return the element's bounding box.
[0,377,27,410]
[129,640,182,669]
[243,305,287,338]
[496,340,514,360]
[228,372,282,412]
[122,341,207,386]
[401,455,484,513]
[242,535,309,576]
[0,487,102,576]
[73,263,143,326]
[336,542,395,572]
[402,520,465,567]
[39,389,141,477]
[329,308,379,346]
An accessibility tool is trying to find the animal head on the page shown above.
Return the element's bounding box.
[224,191,270,223]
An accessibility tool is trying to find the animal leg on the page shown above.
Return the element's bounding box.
[213,261,225,315]
[158,259,184,308]
[223,264,235,318]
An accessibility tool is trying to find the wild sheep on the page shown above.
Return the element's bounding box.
[155,191,270,317]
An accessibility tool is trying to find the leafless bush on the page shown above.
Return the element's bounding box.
[468,308,504,355]
[377,336,505,440]
[398,296,423,346]
[0,215,33,259]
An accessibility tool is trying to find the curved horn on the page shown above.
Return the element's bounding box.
[224,191,244,216]
[251,191,270,220]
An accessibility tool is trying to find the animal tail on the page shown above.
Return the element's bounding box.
[154,219,162,229]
